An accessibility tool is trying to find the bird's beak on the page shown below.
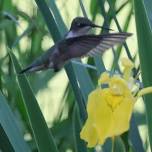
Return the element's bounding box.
[92,24,114,31]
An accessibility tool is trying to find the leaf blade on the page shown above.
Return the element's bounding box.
[9,50,58,152]
[0,92,31,152]
[134,0,152,149]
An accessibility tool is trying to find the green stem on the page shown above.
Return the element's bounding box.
[79,0,88,18]
[112,136,115,152]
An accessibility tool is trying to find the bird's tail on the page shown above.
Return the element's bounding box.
[19,64,46,74]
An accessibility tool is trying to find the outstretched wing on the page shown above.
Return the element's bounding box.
[65,32,132,58]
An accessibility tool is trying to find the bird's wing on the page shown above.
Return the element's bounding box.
[64,32,132,58]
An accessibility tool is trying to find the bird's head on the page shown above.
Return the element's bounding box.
[66,17,113,38]
[70,17,102,30]
[66,17,103,38]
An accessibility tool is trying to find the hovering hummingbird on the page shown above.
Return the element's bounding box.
[20,17,132,73]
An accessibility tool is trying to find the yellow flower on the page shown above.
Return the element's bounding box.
[80,76,134,147]
[80,58,152,148]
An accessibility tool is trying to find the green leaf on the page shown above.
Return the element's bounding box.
[35,0,61,41]
[72,62,94,101]
[0,19,13,30]
[112,6,133,71]
[79,0,88,18]
[12,23,34,48]
[64,63,87,121]
[72,105,87,152]
[90,0,99,20]
[79,0,106,76]
[107,0,133,61]
[9,50,58,152]
[0,92,30,152]
[134,0,152,149]
[48,0,67,35]
[0,125,15,152]
[113,137,126,152]
[129,116,144,152]
[34,0,94,119]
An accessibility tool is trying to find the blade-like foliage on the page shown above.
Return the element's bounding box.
[72,105,87,152]
[134,0,152,149]
[35,0,94,117]
[1,0,151,151]
[0,92,30,152]
[113,137,126,152]
[9,50,58,152]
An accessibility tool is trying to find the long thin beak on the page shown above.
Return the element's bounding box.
[92,24,114,31]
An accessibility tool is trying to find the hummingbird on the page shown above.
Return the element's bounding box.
[19,17,132,73]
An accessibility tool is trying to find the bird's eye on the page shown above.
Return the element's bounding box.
[77,23,85,27]
[77,23,81,26]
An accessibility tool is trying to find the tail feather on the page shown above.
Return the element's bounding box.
[19,64,46,74]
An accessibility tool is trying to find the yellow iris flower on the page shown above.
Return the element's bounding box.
[80,58,152,148]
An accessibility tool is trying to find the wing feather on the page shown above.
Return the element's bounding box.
[64,32,132,58]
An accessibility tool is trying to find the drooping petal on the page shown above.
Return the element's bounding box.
[80,118,98,147]
[108,98,134,136]
[80,89,113,147]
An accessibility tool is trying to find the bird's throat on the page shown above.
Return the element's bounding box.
[66,31,78,38]
[66,27,91,38]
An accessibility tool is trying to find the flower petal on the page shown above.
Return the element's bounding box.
[81,89,113,147]
[80,118,98,147]
[109,75,129,95]
[108,99,134,136]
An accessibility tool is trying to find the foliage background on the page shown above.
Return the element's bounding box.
[0,0,152,152]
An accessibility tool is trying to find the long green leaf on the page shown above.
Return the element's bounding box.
[73,105,87,152]
[9,50,58,152]
[79,0,88,18]
[114,137,126,152]
[129,116,144,152]
[48,0,67,35]
[12,23,34,48]
[0,92,30,152]
[134,0,152,149]
[0,124,15,152]
[112,6,133,71]
[72,62,94,101]
[79,0,106,76]
[35,0,61,41]
[34,0,94,113]
[46,0,95,99]
[64,63,87,121]
[46,1,94,102]
[106,0,133,61]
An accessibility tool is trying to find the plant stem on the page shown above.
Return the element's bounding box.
[112,136,115,152]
